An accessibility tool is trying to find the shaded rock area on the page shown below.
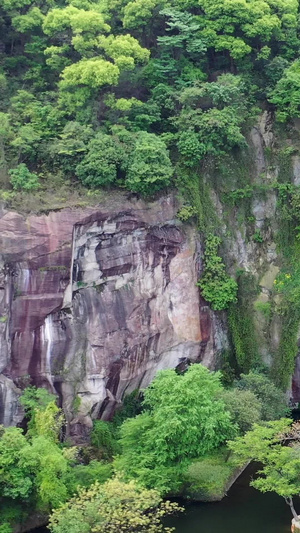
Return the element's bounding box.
[13,513,47,533]
[0,194,225,440]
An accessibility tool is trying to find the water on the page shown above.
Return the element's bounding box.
[33,465,295,533]
[167,464,293,533]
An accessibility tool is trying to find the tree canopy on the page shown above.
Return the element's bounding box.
[0,0,300,197]
[115,364,237,493]
[49,477,183,533]
[228,419,300,518]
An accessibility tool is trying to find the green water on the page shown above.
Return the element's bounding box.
[166,464,293,533]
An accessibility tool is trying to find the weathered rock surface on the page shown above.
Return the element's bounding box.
[2,115,300,436]
[291,517,300,533]
[0,194,224,439]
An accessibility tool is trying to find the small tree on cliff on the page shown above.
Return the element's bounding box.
[229,419,300,519]
[115,364,237,494]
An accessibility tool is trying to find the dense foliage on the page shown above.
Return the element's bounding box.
[0,0,300,198]
[49,477,183,533]
[236,371,289,421]
[229,419,300,518]
[1,0,300,388]
[116,364,241,493]
[198,234,237,310]
[0,367,290,530]
[0,388,112,531]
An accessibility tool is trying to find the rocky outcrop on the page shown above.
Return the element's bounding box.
[0,194,225,439]
[2,115,300,437]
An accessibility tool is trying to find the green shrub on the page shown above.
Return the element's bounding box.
[221,389,262,434]
[125,132,173,196]
[252,229,263,243]
[64,460,112,493]
[9,164,39,191]
[270,60,300,121]
[0,524,12,533]
[90,420,117,460]
[183,449,236,500]
[198,234,237,311]
[76,132,126,188]
[236,371,289,421]
[228,271,260,372]
[177,204,198,222]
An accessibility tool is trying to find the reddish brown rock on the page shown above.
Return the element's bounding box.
[0,194,225,439]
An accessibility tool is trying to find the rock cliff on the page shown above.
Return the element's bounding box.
[2,114,300,438]
[0,195,225,439]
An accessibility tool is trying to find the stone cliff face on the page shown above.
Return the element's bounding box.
[0,195,226,439]
[2,114,300,437]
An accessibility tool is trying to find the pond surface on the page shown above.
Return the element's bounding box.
[166,464,294,533]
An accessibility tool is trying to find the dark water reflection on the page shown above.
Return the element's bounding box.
[166,464,294,533]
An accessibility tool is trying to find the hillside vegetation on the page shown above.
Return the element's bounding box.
[0,0,299,200]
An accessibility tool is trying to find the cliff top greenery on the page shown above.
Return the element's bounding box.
[1,0,300,202]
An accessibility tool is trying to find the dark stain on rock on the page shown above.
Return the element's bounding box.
[106,360,123,397]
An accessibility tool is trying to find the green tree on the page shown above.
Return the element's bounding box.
[9,164,39,191]
[19,386,57,436]
[221,388,262,434]
[76,131,129,187]
[229,418,300,519]
[0,426,34,500]
[116,364,237,493]
[236,371,289,421]
[196,0,298,62]
[49,477,183,533]
[270,60,300,121]
[125,132,174,195]
[48,121,93,174]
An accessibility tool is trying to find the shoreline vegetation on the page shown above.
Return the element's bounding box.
[0,367,291,532]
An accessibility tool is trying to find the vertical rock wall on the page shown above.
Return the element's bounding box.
[0,195,226,438]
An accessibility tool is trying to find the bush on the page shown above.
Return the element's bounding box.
[90,420,117,459]
[221,389,262,434]
[49,477,183,533]
[198,234,238,310]
[64,460,112,493]
[270,60,300,121]
[76,132,126,188]
[9,164,39,191]
[125,132,174,196]
[183,449,237,501]
[177,204,198,222]
[235,371,289,421]
[115,365,237,494]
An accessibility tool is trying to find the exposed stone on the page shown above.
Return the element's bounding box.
[292,155,300,186]
[291,517,300,533]
[0,194,225,439]
[259,265,280,291]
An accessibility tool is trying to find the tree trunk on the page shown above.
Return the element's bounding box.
[287,498,300,533]
[286,497,298,520]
